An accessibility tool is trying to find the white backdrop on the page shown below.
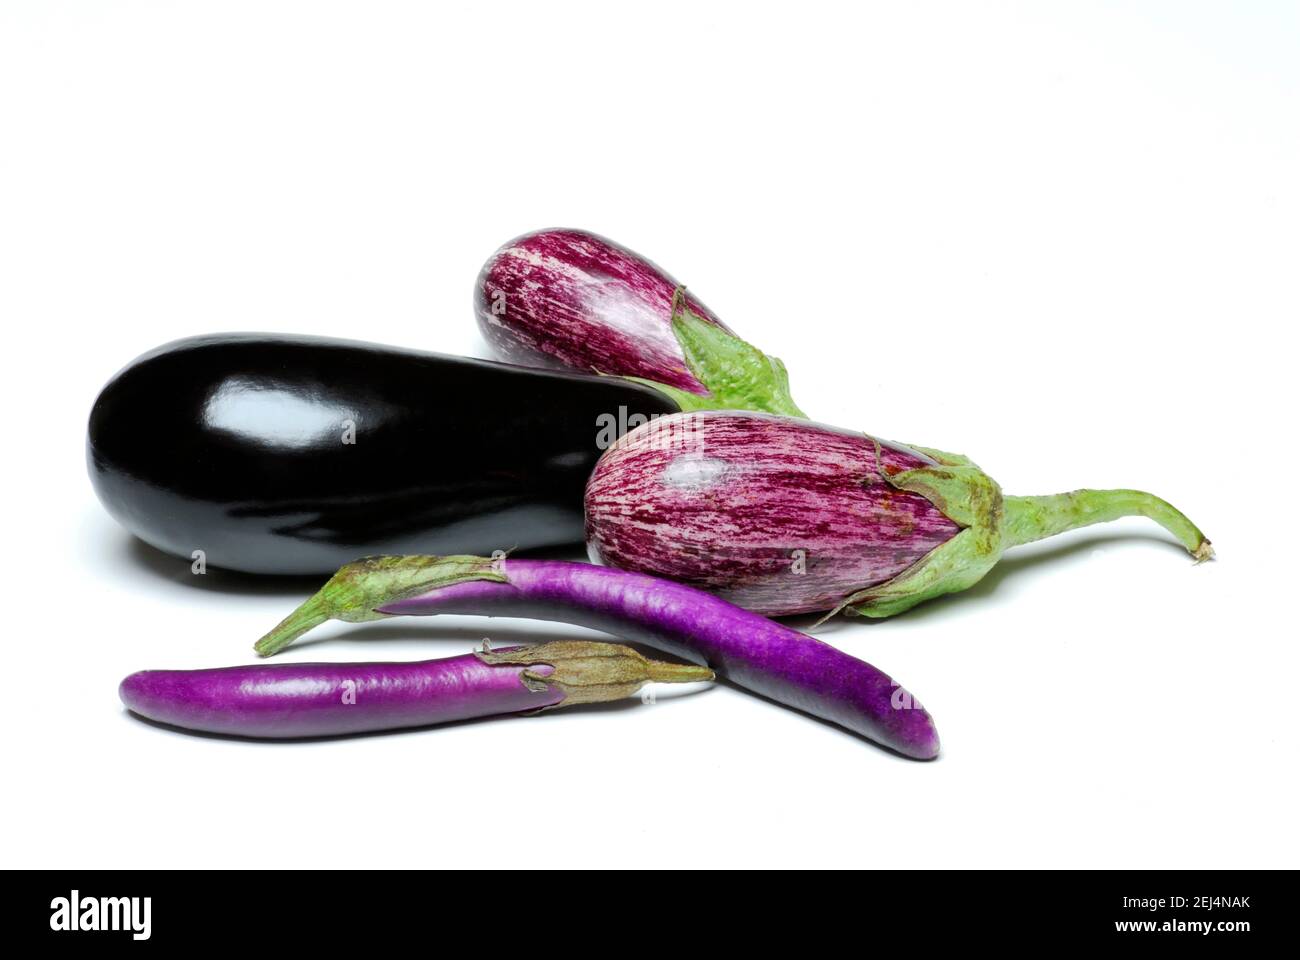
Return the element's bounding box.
[1,1,1295,869]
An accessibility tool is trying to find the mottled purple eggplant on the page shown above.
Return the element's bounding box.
[475,228,805,416]
[585,411,1212,617]
[121,640,711,739]
[253,555,942,758]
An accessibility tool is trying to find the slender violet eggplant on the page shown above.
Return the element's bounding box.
[120,639,712,738]
[87,334,678,575]
[252,555,942,759]
[475,228,806,416]
[584,411,1213,617]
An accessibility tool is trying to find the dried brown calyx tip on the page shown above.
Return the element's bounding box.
[475,640,714,708]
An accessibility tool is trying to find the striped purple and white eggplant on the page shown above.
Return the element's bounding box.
[474,228,805,416]
[584,411,1213,617]
[121,640,711,739]
[252,555,942,758]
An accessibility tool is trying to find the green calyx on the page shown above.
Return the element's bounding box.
[475,639,714,710]
[827,443,1006,620]
[830,441,1214,619]
[253,554,505,657]
[629,287,807,418]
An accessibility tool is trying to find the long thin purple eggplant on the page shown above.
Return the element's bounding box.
[252,556,942,759]
[121,640,711,738]
[585,411,1212,617]
[475,228,805,416]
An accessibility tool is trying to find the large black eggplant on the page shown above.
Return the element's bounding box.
[87,334,679,574]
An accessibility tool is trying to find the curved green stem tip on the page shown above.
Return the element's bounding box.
[253,555,505,657]
[1002,489,1213,561]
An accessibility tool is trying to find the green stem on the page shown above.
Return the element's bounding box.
[254,595,334,657]
[253,555,507,657]
[661,286,808,418]
[1002,490,1213,561]
[475,640,714,708]
[645,661,716,684]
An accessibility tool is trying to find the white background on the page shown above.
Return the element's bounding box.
[2,2,1296,869]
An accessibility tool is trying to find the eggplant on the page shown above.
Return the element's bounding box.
[475,228,806,416]
[121,639,712,739]
[254,554,942,758]
[584,411,1212,617]
[87,334,679,575]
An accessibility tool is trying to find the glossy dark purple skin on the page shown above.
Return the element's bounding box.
[475,228,730,394]
[119,652,561,738]
[87,333,679,574]
[380,559,940,759]
[585,411,962,615]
